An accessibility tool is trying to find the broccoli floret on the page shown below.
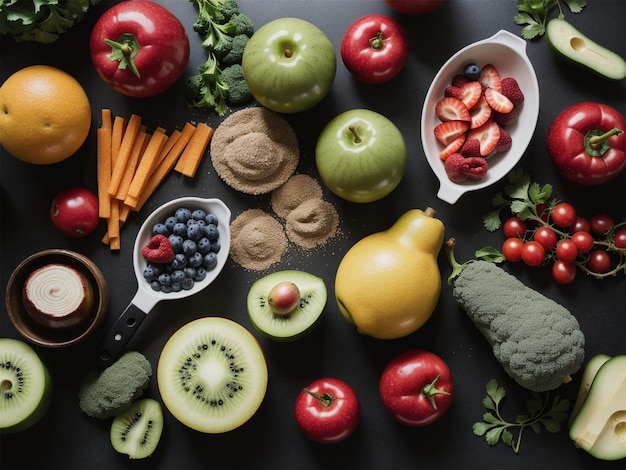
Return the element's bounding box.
[78,351,152,419]
[222,64,252,106]
[450,259,585,392]
[230,13,254,37]
[221,34,249,66]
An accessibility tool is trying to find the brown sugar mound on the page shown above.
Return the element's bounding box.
[285,198,339,249]
[210,107,300,195]
[230,209,287,271]
[271,174,324,219]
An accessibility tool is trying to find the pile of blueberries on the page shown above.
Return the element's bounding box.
[143,207,221,293]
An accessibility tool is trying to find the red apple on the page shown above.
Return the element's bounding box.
[384,0,444,15]
[268,281,300,315]
[50,187,99,238]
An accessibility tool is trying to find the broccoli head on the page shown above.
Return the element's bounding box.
[221,34,249,66]
[78,351,152,419]
[230,13,254,37]
[222,64,252,106]
[451,260,585,392]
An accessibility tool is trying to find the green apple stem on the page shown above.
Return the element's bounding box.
[369,31,384,50]
[348,126,362,144]
[303,388,337,407]
[284,48,293,59]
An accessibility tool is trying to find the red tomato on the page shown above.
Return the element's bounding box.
[294,378,360,444]
[614,229,626,249]
[555,239,578,263]
[521,241,546,267]
[502,237,524,262]
[340,14,409,84]
[571,231,595,254]
[551,202,577,228]
[502,217,527,239]
[587,250,612,274]
[90,1,190,97]
[384,0,445,15]
[533,226,557,251]
[50,187,99,238]
[590,213,615,236]
[379,350,453,427]
[552,261,577,285]
[570,216,591,234]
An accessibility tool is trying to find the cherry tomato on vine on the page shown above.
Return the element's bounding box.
[571,231,595,254]
[536,203,549,222]
[502,237,524,262]
[521,241,546,267]
[587,249,611,274]
[533,226,557,251]
[502,217,527,239]
[590,213,615,236]
[614,229,626,249]
[555,239,578,263]
[552,261,577,285]
[570,217,591,234]
[551,202,577,228]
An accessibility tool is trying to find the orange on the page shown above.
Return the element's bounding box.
[0,65,91,165]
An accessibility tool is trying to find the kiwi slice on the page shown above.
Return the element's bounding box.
[157,317,268,434]
[0,338,52,433]
[110,398,163,459]
[247,270,327,341]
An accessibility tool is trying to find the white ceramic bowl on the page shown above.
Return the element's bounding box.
[421,30,539,204]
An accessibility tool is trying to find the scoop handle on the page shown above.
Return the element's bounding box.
[94,302,147,370]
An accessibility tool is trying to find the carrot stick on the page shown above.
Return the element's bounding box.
[111,116,126,164]
[114,131,148,202]
[96,127,113,219]
[179,122,214,178]
[108,199,121,240]
[125,131,167,208]
[101,109,112,130]
[108,114,142,196]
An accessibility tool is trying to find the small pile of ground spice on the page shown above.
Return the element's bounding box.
[270,173,324,219]
[229,209,287,271]
[210,107,300,195]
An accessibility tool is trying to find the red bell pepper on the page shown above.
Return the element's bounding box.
[547,102,626,186]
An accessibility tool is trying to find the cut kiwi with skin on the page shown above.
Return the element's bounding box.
[247,270,327,341]
[110,398,163,459]
[0,338,52,433]
[157,317,268,434]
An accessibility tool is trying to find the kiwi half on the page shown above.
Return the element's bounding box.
[0,338,52,433]
[247,270,327,341]
[157,317,268,434]
[110,398,163,459]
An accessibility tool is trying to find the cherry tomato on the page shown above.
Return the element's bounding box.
[502,237,524,262]
[571,231,595,254]
[551,202,577,228]
[536,203,549,223]
[555,239,578,263]
[587,249,611,274]
[552,261,577,285]
[50,187,100,237]
[533,226,557,251]
[614,229,626,249]
[590,213,615,236]
[521,241,546,267]
[502,217,527,239]
[569,216,591,234]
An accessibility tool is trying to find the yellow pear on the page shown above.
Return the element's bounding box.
[335,208,444,339]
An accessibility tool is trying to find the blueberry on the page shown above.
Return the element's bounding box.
[192,209,207,221]
[197,237,212,254]
[153,223,169,236]
[210,239,221,253]
[158,273,171,286]
[184,267,196,278]
[205,213,218,226]
[171,253,187,269]
[182,239,197,257]
[171,270,186,284]
[143,266,158,281]
[168,235,184,253]
[147,263,163,276]
[194,268,207,282]
[203,224,219,240]
[187,223,202,241]
[150,280,161,292]
[464,63,481,80]
[170,283,182,293]
[189,252,203,268]
[182,277,194,290]
[173,222,187,236]
[175,207,192,223]
[160,284,172,293]
[164,216,178,232]
[203,252,218,270]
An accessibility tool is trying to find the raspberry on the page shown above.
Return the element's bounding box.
[501,77,524,106]
[444,153,468,183]
[492,107,518,126]
[496,126,512,153]
[451,74,468,88]
[461,138,481,157]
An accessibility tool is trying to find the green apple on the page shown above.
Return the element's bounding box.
[242,17,336,113]
[315,109,407,203]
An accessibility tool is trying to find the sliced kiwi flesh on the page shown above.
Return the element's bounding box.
[157,317,268,434]
[0,338,52,433]
[110,398,163,459]
[247,270,327,341]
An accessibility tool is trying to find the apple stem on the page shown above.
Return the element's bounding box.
[421,374,451,411]
[348,125,362,144]
[369,31,384,50]
[284,48,293,59]
[303,388,336,407]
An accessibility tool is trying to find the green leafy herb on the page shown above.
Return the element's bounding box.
[0,0,101,44]
[514,0,587,40]
[473,379,571,454]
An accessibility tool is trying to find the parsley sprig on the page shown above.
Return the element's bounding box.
[514,0,588,40]
[473,379,570,454]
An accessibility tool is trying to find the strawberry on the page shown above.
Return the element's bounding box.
[492,107,518,126]
[451,74,468,88]
[434,120,470,145]
[501,77,524,106]
[141,234,175,264]
[478,64,502,92]
[459,81,482,109]
[469,96,492,129]
[496,126,512,153]
[444,86,463,100]
[484,88,514,114]
[435,97,471,122]
[467,121,501,157]
[460,138,481,157]
[444,152,468,183]
[438,134,465,160]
